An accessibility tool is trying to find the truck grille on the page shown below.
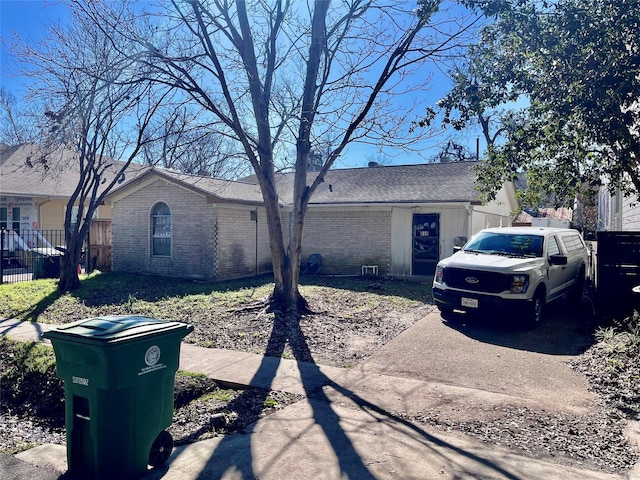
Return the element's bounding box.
[443,268,510,293]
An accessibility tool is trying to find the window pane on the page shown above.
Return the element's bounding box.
[151,202,171,256]
[0,207,6,231]
[153,203,170,216]
[12,207,20,233]
[153,237,171,256]
[153,216,171,236]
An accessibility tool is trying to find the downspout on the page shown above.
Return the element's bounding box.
[465,204,473,238]
[254,209,259,276]
[86,223,91,273]
[37,197,53,230]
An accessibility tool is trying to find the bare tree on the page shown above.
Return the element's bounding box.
[7,7,171,292]
[0,87,39,145]
[141,107,249,178]
[429,140,475,163]
[364,153,393,167]
[79,0,482,314]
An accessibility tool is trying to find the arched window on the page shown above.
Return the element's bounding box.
[151,202,171,256]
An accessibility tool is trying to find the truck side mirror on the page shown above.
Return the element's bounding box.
[549,254,568,265]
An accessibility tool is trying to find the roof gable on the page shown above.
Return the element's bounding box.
[106,168,264,205]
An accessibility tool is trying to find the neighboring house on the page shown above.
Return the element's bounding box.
[0,143,145,268]
[105,161,518,280]
[512,207,573,227]
[510,173,575,228]
[598,187,640,231]
[1,143,94,235]
[0,143,133,231]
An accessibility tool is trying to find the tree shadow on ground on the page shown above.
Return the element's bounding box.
[163,313,525,479]
[0,317,54,339]
[4,289,63,323]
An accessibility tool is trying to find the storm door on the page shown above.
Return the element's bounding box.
[412,213,440,275]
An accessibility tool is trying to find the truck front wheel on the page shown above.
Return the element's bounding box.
[526,290,545,328]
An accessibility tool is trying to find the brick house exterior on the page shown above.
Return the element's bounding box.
[277,161,518,277]
[302,208,392,274]
[106,169,270,281]
[106,161,517,280]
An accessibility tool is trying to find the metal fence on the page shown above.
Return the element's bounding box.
[0,229,69,285]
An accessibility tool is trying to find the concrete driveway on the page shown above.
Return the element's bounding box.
[343,300,599,414]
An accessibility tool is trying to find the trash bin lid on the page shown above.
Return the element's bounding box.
[31,247,63,256]
[43,315,192,344]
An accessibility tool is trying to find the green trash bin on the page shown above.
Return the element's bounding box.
[32,247,62,279]
[43,315,193,480]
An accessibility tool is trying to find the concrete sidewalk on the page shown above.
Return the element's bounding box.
[1,317,637,480]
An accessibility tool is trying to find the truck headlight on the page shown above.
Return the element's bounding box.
[511,274,529,293]
[435,266,444,284]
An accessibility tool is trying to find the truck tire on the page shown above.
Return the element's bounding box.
[526,289,545,328]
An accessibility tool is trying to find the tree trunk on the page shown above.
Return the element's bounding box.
[266,191,311,317]
[58,252,81,291]
[256,165,309,316]
[57,228,84,292]
[265,0,329,317]
[270,258,309,316]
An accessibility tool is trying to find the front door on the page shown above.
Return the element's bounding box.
[412,213,439,276]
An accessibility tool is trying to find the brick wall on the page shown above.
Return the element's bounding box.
[112,179,216,279]
[215,206,272,279]
[255,208,273,274]
[301,209,392,275]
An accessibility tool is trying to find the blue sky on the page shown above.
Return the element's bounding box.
[1,0,70,97]
[0,0,482,167]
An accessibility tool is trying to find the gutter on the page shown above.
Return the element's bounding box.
[279,201,479,210]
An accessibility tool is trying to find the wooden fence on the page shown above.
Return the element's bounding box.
[88,219,112,271]
[595,231,640,319]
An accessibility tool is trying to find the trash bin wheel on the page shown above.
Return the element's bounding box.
[148,430,173,467]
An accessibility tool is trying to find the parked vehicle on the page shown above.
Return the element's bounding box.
[432,227,588,326]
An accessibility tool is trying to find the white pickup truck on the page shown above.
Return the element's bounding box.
[432,227,588,326]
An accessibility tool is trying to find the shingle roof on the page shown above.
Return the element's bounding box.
[1,144,263,205]
[3,143,482,207]
[0,144,148,198]
[272,161,482,205]
[140,169,264,204]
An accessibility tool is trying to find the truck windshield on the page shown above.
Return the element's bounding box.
[463,232,543,258]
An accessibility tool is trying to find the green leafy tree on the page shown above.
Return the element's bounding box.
[442,0,640,205]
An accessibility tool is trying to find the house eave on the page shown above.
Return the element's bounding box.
[0,191,69,199]
[206,196,263,207]
[281,200,481,210]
